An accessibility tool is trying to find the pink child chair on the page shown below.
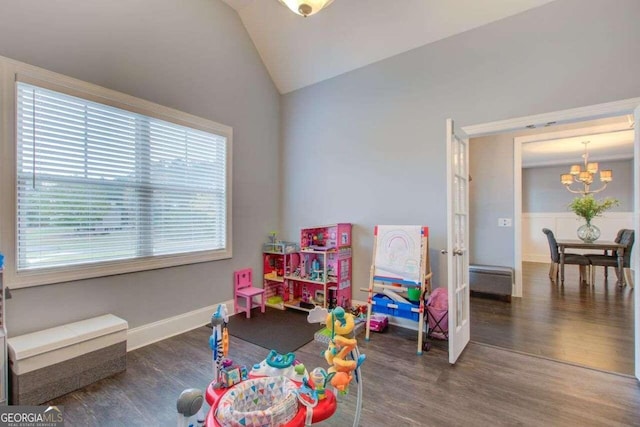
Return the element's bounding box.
[234,268,265,318]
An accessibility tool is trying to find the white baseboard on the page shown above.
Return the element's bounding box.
[129,298,429,352]
[523,212,634,269]
[127,299,233,351]
[524,254,549,263]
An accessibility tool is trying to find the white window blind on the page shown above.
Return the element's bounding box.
[16,82,228,271]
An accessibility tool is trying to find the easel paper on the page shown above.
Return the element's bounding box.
[374,225,422,284]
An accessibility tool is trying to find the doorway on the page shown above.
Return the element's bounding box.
[458,98,639,378]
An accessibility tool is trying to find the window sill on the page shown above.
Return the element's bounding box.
[4,248,232,289]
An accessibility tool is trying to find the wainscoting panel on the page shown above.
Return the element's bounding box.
[523,212,633,264]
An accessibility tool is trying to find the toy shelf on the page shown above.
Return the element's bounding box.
[262,241,298,255]
[283,224,352,312]
[283,298,315,312]
[283,275,327,285]
[264,274,285,283]
[370,294,421,321]
[262,243,299,311]
[366,282,426,322]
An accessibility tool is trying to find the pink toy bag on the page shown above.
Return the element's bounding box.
[426,287,448,340]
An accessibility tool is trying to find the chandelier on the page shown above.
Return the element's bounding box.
[278,0,334,17]
[560,141,612,195]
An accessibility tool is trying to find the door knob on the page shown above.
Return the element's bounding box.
[453,249,464,256]
[441,249,448,254]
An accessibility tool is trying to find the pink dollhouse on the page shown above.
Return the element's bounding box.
[263,224,352,312]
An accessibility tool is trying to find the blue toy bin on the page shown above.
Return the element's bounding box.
[0,253,4,269]
[372,294,420,321]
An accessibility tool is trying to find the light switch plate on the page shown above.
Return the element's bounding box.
[498,218,512,227]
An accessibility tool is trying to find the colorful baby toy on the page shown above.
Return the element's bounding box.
[323,307,366,394]
[179,304,365,427]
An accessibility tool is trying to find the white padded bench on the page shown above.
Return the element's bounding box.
[8,314,127,405]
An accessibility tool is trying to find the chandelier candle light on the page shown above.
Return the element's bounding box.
[562,141,619,242]
[560,141,613,195]
[278,0,335,17]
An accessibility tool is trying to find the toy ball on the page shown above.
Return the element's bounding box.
[177,388,203,417]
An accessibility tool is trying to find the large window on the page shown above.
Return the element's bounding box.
[12,77,231,286]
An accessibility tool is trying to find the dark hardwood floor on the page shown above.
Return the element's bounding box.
[49,314,640,426]
[471,261,635,375]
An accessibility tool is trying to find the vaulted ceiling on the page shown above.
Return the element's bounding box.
[222,0,556,93]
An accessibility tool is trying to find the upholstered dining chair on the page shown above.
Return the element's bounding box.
[586,229,634,287]
[542,228,591,284]
[585,228,625,281]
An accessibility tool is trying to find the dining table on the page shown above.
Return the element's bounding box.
[556,239,625,285]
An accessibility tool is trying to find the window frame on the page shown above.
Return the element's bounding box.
[0,59,232,289]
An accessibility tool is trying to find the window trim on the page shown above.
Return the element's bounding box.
[0,58,232,289]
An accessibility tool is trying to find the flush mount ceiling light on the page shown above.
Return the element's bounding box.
[278,0,335,17]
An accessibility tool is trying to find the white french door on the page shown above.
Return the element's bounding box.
[446,118,470,364]
[634,105,640,381]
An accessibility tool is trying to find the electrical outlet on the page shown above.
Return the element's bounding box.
[498,218,512,227]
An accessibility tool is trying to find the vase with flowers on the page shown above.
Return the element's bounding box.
[568,195,619,243]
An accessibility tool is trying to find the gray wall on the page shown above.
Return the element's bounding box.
[0,0,281,336]
[469,129,634,267]
[523,160,634,212]
[281,0,640,296]
[2,0,639,335]
[469,134,515,267]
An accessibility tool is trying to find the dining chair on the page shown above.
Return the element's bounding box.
[586,229,634,287]
[585,229,625,280]
[542,228,591,284]
[234,268,266,318]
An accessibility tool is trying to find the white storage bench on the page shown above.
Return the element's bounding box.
[8,314,127,405]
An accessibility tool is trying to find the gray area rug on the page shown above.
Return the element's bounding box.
[226,307,322,353]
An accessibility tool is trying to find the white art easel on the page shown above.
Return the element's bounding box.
[364,225,432,355]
